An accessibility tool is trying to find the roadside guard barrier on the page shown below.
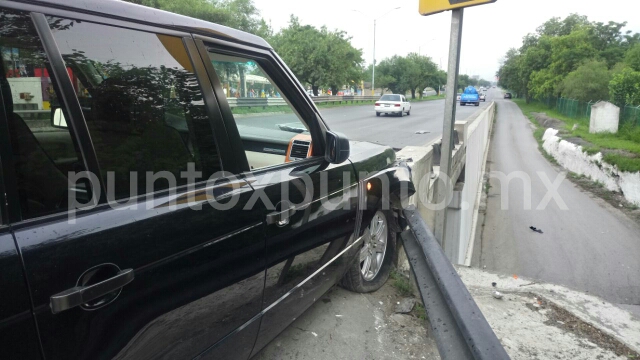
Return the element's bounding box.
[401,207,511,360]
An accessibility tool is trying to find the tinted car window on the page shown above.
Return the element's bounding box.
[205,50,310,170]
[0,9,87,219]
[380,94,400,101]
[48,18,221,201]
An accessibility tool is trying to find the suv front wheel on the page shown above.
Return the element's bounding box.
[341,209,396,293]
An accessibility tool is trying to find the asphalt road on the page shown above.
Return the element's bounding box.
[320,96,489,149]
[237,92,492,149]
[478,98,640,312]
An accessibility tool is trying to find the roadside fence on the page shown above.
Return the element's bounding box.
[537,96,640,127]
[226,96,379,110]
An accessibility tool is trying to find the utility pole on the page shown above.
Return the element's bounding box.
[352,8,399,96]
[434,8,464,256]
[372,19,376,96]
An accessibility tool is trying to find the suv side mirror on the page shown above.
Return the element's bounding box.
[325,131,350,164]
[51,107,68,128]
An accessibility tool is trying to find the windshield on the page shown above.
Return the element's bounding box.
[379,94,401,101]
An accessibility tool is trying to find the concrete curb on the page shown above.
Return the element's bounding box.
[542,128,640,205]
[457,266,640,355]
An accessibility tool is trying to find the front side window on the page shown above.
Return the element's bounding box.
[206,50,311,170]
[0,9,86,219]
[48,18,221,201]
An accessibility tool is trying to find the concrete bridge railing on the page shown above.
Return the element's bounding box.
[396,102,496,265]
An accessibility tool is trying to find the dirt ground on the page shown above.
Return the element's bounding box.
[255,279,440,360]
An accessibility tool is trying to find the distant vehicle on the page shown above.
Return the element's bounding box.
[375,94,411,117]
[479,93,486,102]
[457,93,462,101]
[504,92,513,99]
[460,86,480,106]
[306,89,315,97]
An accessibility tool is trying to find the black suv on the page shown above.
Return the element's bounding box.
[0,1,413,359]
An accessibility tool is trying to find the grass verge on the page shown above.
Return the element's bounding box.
[511,99,640,223]
[512,99,559,166]
[413,302,427,321]
[390,269,413,297]
[512,99,640,172]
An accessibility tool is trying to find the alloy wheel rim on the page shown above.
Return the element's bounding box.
[360,211,388,281]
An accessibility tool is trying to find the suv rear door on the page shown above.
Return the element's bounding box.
[3,10,265,360]
[0,121,41,359]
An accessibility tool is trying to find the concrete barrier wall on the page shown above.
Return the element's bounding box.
[397,102,496,265]
[543,128,640,205]
[458,103,495,264]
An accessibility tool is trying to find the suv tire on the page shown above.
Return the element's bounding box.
[341,209,396,293]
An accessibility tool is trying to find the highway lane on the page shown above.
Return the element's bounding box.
[321,91,497,148]
[478,97,640,312]
[236,89,499,149]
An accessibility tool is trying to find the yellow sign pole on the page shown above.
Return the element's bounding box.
[419,0,496,16]
[420,1,496,255]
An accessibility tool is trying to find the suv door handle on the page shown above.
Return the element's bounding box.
[50,268,134,314]
[266,206,295,226]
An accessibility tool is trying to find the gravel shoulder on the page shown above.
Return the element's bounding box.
[255,280,440,360]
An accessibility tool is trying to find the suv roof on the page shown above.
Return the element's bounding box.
[8,0,270,48]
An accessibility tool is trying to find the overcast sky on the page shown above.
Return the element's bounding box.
[252,0,640,81]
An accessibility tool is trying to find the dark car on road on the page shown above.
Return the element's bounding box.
[0,1,414,359]
[504,92,513,99]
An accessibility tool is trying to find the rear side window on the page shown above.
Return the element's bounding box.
[380,95,400,101]
[47,18,221,201]
[0,8,87,219]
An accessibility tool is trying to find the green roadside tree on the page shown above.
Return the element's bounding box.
[124,0,271,38]
[498,14,639,102]
[609,67,640,107]
[323,30,364,95]
[271,17,362,96]
[375,56,411,95]
[458,74,470,90]
[625,43,640,71]
[560,60,611,102]
[270,17,329,96]
[403,53,440,99]
[479,79,491,88]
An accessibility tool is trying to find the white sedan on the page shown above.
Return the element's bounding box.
[375,94,411,117]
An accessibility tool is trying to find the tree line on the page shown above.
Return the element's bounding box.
[125,0,491,98]
[497,14,640,108]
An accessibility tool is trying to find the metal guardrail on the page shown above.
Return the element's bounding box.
[225,96,379,108]
[401,207,510,360]
[312,95,378,104]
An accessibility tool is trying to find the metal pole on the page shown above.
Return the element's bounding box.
[434,8,464,253]
[372,19,376,96]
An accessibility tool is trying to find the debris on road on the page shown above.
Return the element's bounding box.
[492,282,497,287]
[529,226,544,234]
[415,130,430,134]
[493,291,504,300]
[395,298,417,313]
